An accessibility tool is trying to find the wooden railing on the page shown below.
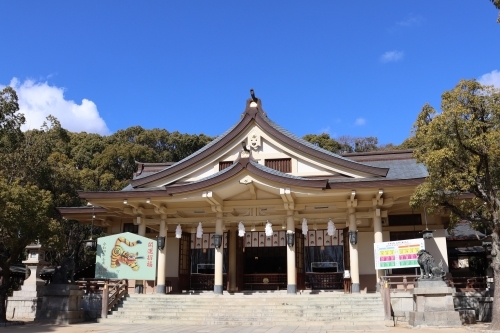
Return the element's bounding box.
[381,275,419,291]
[446,277,488,292]
[76,278,106,293]
[76,279,128,318]
[243,273,287,290]
[381,275,489,292]
[105,279,128,315]
[306,272,344,290]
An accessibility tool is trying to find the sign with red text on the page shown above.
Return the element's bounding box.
[95,232,157,280]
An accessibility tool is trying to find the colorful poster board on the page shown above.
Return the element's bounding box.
[95,232,157,280]
[374,238,424,270]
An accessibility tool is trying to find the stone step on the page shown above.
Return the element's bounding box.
[105,293,385,326]
[116,306,383,313]
[113,307,383,314]
[121,299,383,305]
[118,300,381,307]
[99,317,385,326]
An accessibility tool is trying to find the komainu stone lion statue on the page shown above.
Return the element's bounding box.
[417,249,445,280]
[51,256,75,284]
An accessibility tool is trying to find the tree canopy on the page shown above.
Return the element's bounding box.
[409,79,500,329]
[302,133,404,153]
[0,86,214,323]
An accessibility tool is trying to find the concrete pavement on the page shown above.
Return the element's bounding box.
[0,321,494,333]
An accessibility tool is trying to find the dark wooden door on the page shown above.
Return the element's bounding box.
[343,227,350,272]
[295,229,305,291]
[178,232,191,291]
[236,234,245,290]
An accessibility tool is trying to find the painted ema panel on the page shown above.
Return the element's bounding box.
[95,232,157,280]
[373,238,425,270]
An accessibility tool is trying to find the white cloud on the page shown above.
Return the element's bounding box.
[354,118,366,126]
[1,78,109,135]
[478,70,500,88]
[380,51,404,63]
[397,14,423,27]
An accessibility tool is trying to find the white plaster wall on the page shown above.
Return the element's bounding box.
[424,229,449,272]
[358,230,391,275]
[166,236,180,277]
[297,160,322,173]
[358,232,376,275]
[261,139,280,153]
[182,165,216,182]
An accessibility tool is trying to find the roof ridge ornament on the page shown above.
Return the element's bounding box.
[244,89,266,117]
[250,89,258,106]
[240,141,252,159]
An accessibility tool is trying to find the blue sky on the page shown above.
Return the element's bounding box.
[1,1,499,145]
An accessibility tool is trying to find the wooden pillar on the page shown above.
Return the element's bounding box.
[228,227,237,291]
[136,216,146,294]
[373,212,384,287]
[348,208,360,293]
[156,215,167,293]
[286,210,296,294]
[214,213,224,294]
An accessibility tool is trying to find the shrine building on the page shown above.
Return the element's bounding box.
[58,93,449,294]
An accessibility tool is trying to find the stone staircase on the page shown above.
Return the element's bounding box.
[100,291,386,326]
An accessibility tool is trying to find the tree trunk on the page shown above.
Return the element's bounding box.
[489,231,500,331]
[0,284,7,323]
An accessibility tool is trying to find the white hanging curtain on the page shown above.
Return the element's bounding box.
[238,221,246,237]
[196,222,203,239]
[265,221,273,237]
[327,218,336,236]
[175,224,182,239]
[302,218,308,235]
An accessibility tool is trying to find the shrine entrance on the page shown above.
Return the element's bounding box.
[242,246,287,290]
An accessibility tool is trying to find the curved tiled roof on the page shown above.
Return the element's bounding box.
[248,159,310,180]
[130,99,389,188]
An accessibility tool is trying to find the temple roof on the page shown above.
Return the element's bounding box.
[129,97,389,188]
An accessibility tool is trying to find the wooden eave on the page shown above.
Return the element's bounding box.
[57,207,108,214]
[328,177,426,189]
[78,156,329,200]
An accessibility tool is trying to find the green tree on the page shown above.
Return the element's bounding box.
[409,79,500,330]
[302,133,342,152]
[0,179,59,323]
[0,87,65,323]
[397,136,420,150]
[354,136,379,152]
[492,0,500,22]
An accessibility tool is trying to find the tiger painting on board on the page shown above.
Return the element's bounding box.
[110,237,144,271]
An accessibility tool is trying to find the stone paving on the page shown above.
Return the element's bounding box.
[0,321,494,333]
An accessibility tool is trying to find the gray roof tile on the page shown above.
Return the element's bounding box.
[249,159,310,180]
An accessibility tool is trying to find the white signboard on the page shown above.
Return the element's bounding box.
[374,238,425,270]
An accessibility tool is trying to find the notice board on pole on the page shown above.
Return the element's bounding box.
[374,238,425,270]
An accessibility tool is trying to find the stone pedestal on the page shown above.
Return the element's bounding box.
[409,280,461,327]
[36,284,84,324]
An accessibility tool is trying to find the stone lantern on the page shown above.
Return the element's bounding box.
[22,243,49,293]
[6,243,49,320]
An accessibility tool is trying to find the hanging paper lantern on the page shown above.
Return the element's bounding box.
[327,219,336,236]
[196,222,203,239]
[238,221,246,237]
[302,218,308,235]
[265,221,273,237]
[175,224,182,239]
